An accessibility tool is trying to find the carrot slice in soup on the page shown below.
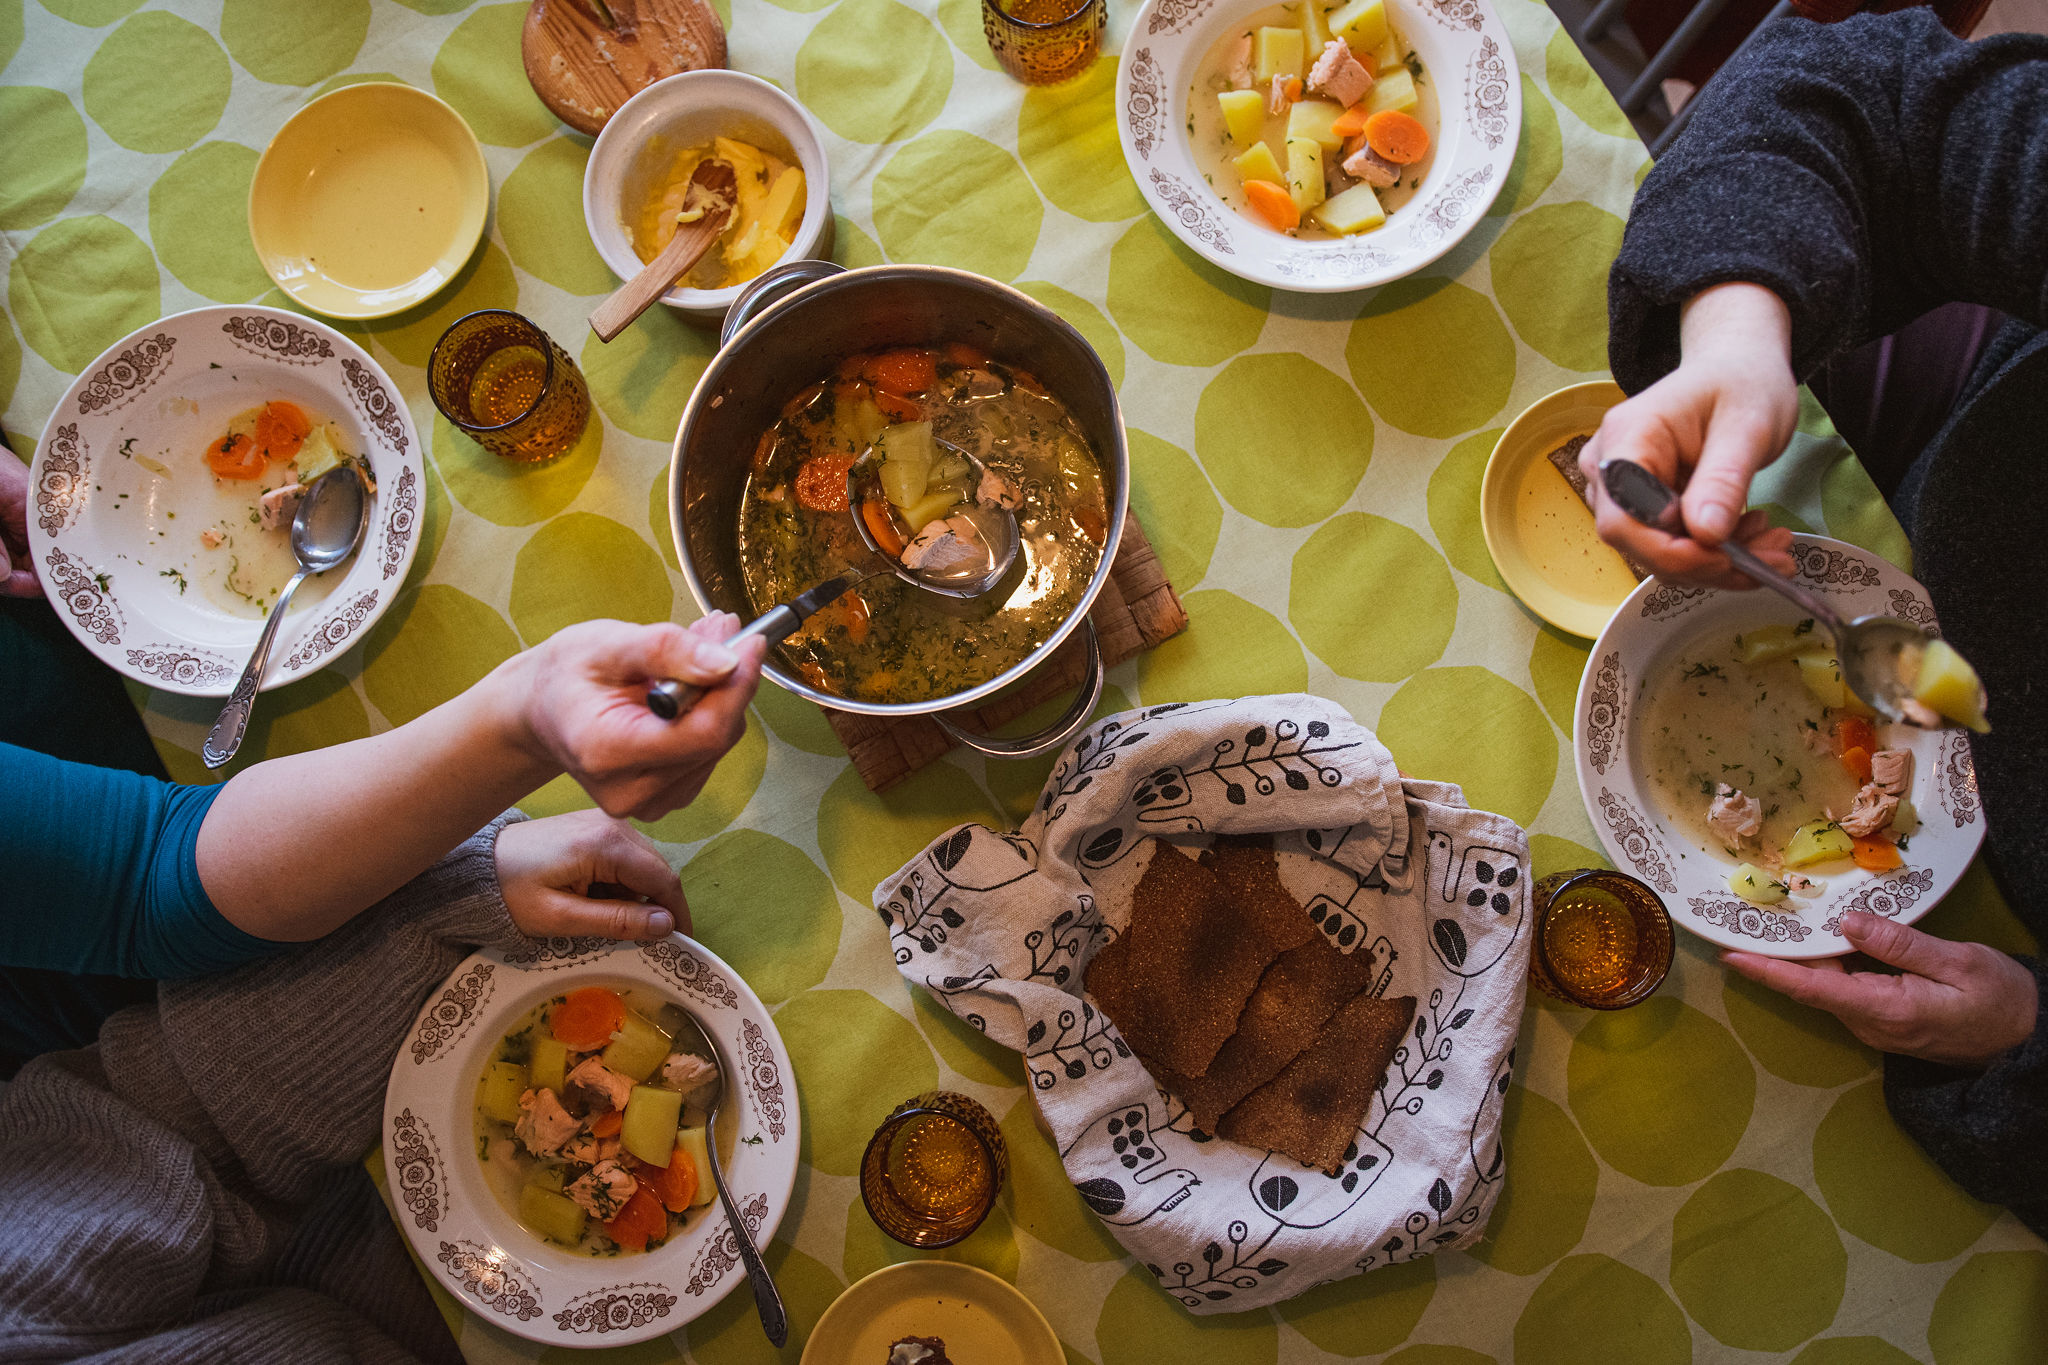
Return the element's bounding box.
[550,987,626,1051]
[864,348,938,396]
[1364,109,1430,164]
[253,401,312,463]
[862,498,906,557]
[874,390,923,422]
[206,431,266,481]
[633,1149,699,1213]
[1840,745,1873,784]
[1852,837,1903,871]
[1243,179,1300,231]
[795,453,855,512]
[589,1110,624,1138]
[604,1186,669,1251]
[1330,104,1370,139]
[943,341,990,368]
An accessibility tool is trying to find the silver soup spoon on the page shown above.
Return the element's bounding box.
[202,466,369,768]
[1599,457,1933,724]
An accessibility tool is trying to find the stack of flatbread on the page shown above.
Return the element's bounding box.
[1086,836,1416,1175]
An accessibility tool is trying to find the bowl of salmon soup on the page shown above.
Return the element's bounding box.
[1574,535,1986,960]
[382,936,797,1346]
[1116,0,1520,291]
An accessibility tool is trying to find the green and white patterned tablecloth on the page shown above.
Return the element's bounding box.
[4,0,2045,1360]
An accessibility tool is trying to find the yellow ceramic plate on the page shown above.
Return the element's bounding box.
[800,1262,1062,1365]
[249,83,488,320]
[1480,380,1639,638]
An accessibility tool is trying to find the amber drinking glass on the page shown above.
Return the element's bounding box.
[982,0,1105,85]
[859,1091,1007,1247]
[427,309,590,462]
[1528,868,1674,1009]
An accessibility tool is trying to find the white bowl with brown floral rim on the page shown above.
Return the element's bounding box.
[1116,0,1519,292]
[25,305,423,696]
[1574,535,1987,960]
[381,935,799,1347]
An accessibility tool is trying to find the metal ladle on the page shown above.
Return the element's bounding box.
[202,465,369,767]
[643,438,1023,719]
[1599,458,1934,723]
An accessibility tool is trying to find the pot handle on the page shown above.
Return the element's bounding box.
[935,618,1104,759]
[720,260,847,348]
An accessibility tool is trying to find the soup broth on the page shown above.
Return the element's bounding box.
[736,347,1108,705]
[1635,635,1863,865]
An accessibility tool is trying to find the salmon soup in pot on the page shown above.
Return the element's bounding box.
[669,262,1129,757]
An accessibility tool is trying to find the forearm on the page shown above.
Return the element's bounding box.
[194,654,555,941]
[1610,11,2048,391]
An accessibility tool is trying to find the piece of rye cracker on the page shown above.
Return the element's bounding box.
[1153,838,1373,1130]
[1547,433,1650,580]
[1215,992,1417,1174]
[1086,840,1313,1078]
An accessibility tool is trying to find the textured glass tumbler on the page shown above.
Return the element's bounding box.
[859,1090,1008,1248]
[1529,868,1675,1009]
[427,309,590,463]
[981,0,1104,85]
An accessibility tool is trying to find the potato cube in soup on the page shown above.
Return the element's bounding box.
[1302,0,1333,47]
[520,1183,588,1246]
[602,1009,674,1083]
[1370,28,1402,73]
[1794,653,1874,716]
[478,1061,528,1124]
[1233,140,1286,186]
[1737,622,1824,665]
[530,1035,570,1095]
[675,1126,718,1208]
[1312,181,1386,234]
[1912,638,1990,732]
[1363,66,1418,116]
[1286,137,1326,211]
[1330,0,1389,52]
[1286,98,1347,151]
[1253,25,1305,82]
[1218,89,1266,145]
[622,1084,686,1167]
[1728,863,1787,905]
[1785,819,1855,868]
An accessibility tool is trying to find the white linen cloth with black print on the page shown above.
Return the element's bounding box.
[876,694,1534,1313]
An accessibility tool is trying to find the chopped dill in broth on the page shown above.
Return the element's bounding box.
[737,346,1107,705]
[1635,632,1863,864]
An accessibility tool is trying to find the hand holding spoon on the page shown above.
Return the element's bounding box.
[588,159,737,343]
[1599,458,1938,724]
[203,465,370,768]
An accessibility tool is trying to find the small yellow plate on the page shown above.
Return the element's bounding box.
[248,83,489,320]
[800,1261,1063,1365]
[1480,380,1639,639]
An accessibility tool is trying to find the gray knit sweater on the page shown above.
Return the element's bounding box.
[0,816,529,1363]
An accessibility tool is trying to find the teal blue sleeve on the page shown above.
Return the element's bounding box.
[0,743,283,978]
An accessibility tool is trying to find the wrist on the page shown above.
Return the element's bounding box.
[475,650,560,788]
[1679,281,1793,374]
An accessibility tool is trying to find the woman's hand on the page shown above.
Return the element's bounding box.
[494,809,689,940]
[1580,281,1801,589]
[2,445,39,597]
[501,615,767,823]
[1723,910,2040,1069]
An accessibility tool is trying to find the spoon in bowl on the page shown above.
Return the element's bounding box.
[202,464,370,768]
[1598,457,1934,723]
[588,159,738,343]
[668,1006,788,1348]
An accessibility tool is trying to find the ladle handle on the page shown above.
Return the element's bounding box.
[1597,459,1847,635]
[644,607,799,720]
[203,567,312,770]
[938,617,1105,758]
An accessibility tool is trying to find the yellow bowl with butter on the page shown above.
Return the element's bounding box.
[583,70,833,325]
[1480,380,1639,639]
[248,83,488,321]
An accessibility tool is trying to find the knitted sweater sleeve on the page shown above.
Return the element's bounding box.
[0,813,533,1360]
[1607,9,2048,392]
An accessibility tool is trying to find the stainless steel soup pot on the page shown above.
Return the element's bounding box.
[668,261,1130,758]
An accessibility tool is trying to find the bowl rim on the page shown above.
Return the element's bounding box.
[247,81,490,321]
[1115,0,1522,293]
[667,263,1131,719]
[581,68,832,313]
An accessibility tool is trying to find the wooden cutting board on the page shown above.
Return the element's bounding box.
[521,0,726,137]
[824,511,1189,791]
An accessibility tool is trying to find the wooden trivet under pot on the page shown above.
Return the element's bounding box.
[522,0,726,137]
[825,512,1189,791]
